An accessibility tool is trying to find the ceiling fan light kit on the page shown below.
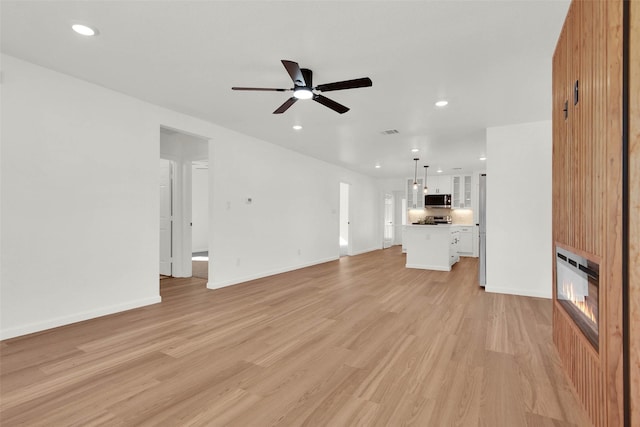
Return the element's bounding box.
[293,88,313,100]
[232,60,372,114]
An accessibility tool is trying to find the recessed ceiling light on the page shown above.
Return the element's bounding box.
[411,148,419,153]
[435,100,448,107]
[72,24,98,36]
[437,169,443,173]
[375,164,381,169]
[292,125,302,130]
[479,156,487,161]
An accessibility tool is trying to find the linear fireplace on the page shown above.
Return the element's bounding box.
[555,247,599,350]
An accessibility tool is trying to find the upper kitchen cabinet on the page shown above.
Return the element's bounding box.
[452,175,472,208]
[406,178,424,209]
[426,175,452,195]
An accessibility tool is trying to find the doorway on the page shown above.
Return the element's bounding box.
[159,127,209,280]
[159,158,173,277]
[339,182,350,256]
[191,160,209,279]
[383,193,394,248]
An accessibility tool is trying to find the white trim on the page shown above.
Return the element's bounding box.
[485,286,551,299]
[405,263,451,272]
[207,256,339,290]
[0,296,162,340]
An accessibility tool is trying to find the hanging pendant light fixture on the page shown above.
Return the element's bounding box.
[412,158,419,189]
[423,165,429,194]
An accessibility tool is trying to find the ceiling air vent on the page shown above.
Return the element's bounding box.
[380,129,399,135]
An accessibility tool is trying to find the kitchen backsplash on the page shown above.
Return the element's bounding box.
[451,209,474,225]
[407,208,474,225]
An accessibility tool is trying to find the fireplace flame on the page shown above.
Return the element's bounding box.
[561,280,597,324]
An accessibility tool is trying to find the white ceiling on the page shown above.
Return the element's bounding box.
[0,0,569,179]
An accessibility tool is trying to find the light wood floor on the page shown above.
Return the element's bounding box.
[192,260,208,279]
[1,247,591,426]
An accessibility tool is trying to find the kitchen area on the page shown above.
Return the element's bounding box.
[400,166,486,277]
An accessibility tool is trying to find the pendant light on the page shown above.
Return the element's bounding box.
[423,165,429,194]
[412,158,419,189]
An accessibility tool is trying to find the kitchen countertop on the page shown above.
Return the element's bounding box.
[406,224,475,227]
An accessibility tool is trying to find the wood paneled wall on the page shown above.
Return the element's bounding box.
[552,1,626,426]
[629,1,639,425]
[553,306,605,426]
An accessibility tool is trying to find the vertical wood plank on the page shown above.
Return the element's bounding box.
[628,1,640,425]
[604,1,625,425]
[552,1,627,426]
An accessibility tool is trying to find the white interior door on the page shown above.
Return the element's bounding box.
[393,190,403,245]
[159,159,173,276]
[383,193,394,248]
[339,183,350,256]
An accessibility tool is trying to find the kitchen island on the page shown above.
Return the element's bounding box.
[403,225,459,271]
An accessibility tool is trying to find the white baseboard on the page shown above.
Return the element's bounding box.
[405,263,451,272]
[207,256,340,290]
[0,296,162,340]
[349,246,382,256]
[485,286,551,299]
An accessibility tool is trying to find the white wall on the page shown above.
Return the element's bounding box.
[486,120,552,298]
[0,54,383,338]
[1,55,162,338]
[208,140,382,288]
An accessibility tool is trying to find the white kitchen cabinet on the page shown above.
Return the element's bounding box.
[426,175,452,195]
[406,178,424,209]
[452,175,472,208]
[449,229,460,266]
[404,225,459,271]
[454,226,474,256]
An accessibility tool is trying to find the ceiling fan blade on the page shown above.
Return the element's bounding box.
[281,60,306,87]
[313,94,349,114]
[315,77,372,92]
[232,87,289,92]
[273,97,298,114]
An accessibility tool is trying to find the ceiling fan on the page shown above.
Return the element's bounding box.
[232,60,372,114]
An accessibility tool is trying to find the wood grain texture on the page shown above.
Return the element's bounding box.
[552,1,626,426]
[553,303,604,426]
[603,2,625,426]
[629,0,640,425]
[0,249,591,426]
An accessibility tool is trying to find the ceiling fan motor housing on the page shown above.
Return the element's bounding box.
[299,68,313,88]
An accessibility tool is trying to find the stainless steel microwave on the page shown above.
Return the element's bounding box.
[425,194,452,208]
